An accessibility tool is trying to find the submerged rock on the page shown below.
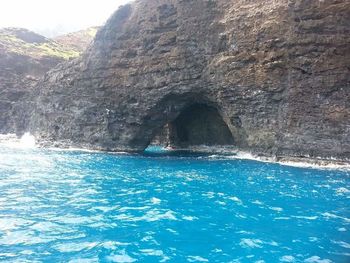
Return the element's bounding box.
[24,0,350,160]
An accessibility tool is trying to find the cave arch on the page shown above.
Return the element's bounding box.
[169,103,234,147]
[149,102,234,149]
[125,91,246,152]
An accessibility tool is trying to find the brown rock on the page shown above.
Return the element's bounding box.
[27,0,350,160]
[0,27,97,134]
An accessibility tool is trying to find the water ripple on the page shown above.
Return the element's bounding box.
[0,146,349,262]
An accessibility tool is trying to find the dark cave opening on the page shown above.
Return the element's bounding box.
[151,103,234,148]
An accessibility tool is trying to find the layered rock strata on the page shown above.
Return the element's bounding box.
[0,27,96,134]
[27,0,350,160]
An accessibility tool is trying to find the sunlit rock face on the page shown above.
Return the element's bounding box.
[0,28,67,134]
[0,27,97,135]
[29,0,350,160]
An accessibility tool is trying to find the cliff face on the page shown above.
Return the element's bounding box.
[0,28,97,134]
[29,0,350,160]
[54,27,99,53]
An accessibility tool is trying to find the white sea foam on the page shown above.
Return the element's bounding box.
[274,217,290,220]
[0,218,34,231]
[280,255,296,262]
[187,255,209,262]
[139,210,177,222]
[292,215,318,220]
[182,215,198,221]
[194,145,350,170]
[20,132,36,148]
[304,256,332,263]
[215,201,226,206]
[106,251,136,263]
[277,159,350,171]
[336,187,350,195]
[101,241,129,250]
[0,253,16,258]
[236,230,254,235]
[309,237,319,242]
[140,249,164,256]
[48,146,129,155]
[186,145,350,171]
[53,242,97,253]
[20,250,34,255]
[239,238,263,248]
[331,240,350,249]
[139,249,171,262]
[68,258,99,263]
[239,238,279,249]
[150,197,161,205]
[0,133,35,149]
[321,212,350,223]
[229,196,243,204]
[1,133,348,170]
[269,207,283,212]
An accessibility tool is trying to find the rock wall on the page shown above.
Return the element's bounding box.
[54,27,99,54]
[29,0,350,160]
[0,28,69,134]
[0,28,97,134]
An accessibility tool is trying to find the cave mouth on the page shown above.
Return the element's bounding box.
[151,103,234,148]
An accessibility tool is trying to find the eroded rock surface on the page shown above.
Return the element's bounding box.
[29,0,350,160]
[0,27,97,134]
[54,27,99,54]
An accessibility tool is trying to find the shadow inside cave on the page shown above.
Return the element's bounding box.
[149,103,234,150]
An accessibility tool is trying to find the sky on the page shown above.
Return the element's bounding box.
[0,0,131,37]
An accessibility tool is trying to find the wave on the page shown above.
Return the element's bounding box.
[183,145,350,171]
[1,134,349,170]
[0,133,35,149]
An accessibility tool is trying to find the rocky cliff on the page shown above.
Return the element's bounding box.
[54,27,99,54]
[0,27,96,134]
[28,0,350,161]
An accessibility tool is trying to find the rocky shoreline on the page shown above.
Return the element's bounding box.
[1,133,349,170]
[158,145,350,169]
[1,0,349,161]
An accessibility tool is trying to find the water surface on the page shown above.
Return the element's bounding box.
[0,145,349,262]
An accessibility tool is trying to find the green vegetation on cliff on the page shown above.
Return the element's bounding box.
[0,27,98,134]
[54,27,99,53]
[0,28,80,60]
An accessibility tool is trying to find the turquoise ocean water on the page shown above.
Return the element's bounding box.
[0,145,349,262]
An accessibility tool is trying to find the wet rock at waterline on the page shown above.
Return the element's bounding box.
[23,0,350,160]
